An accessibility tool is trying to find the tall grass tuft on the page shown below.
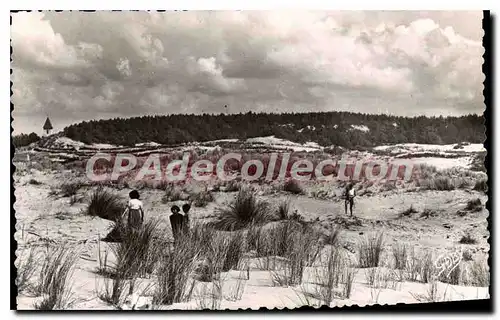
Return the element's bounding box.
[86,186,125,221]
[392,243,408,270]
[193,190,214,207]
[358,233,384,268]
[152,224,209,305]
[420,252,435,283]
[283,179,304,195]
[222,231,245,272]
[277,198,291,220]
[60,181,83,197]
[314,246,343,305]
[213,188,274,231]
[33,245,79,310]
[467,259,489,287]
[269,222,320,286]
[16,247,40,294]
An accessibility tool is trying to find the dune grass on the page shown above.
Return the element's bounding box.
[86,186,125,221]
[60,181,83,197]
[392,243,408,270]
[358,233,384,268]
[283,179,304,195]
[213,188,274,231]
[16,247,40,294]
[32,245,80,310]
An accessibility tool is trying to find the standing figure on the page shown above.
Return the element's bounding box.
[181,203,191,234]
[344,183,356,217]
[169,205,185,244]
[122,190,145,234]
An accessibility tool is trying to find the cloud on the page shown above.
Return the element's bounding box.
[11,11,485,134]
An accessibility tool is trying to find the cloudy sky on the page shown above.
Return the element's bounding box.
[11,11,484,135]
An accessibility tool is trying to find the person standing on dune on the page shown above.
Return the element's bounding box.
[122,190,145,234]
[169,205,185,244]
[343,183,356,217]
[182,203,191,233]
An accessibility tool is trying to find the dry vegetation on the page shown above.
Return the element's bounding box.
[15,143,489,310]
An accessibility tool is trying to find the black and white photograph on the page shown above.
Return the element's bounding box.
[11,10,490,310]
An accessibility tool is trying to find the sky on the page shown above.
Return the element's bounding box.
[11,11,485,135]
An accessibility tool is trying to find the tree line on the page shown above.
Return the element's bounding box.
[12,132,41,148]
[61,111,485,148]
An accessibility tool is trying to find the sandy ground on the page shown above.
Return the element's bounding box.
[14,162,490,310]
[13,137,490,310]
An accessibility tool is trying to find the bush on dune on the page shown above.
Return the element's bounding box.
[213,189,274,231]
[86,187,125,222]
[466,198,483,212]
[283,180,305,195]
[60,182,83,197]
[193,190,214,207]
[473,177,488,192]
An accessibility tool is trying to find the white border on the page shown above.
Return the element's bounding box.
[2,2,498,319]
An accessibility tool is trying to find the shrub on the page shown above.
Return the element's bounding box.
[86,187,125,221]
[60,182,83,197]
[473,177,488,192]
[462,250,473,261]
[401,205,418,217]
[466,198,483,212]
[358,233,384,268]
[193,190,214,207]
[419,175,456,191]
[459,234,477,244]
[283,179,304,195]
[28,179,41,185]
[416,164,438,180]
[224,180,241,192]
[214,180,240,192]
[433,176,455,190]
[162,184,187,202]
[213,188,273,231]
[420,209,437,219]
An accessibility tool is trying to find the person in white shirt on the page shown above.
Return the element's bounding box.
[343,183,356,217]
[123,190,144,233]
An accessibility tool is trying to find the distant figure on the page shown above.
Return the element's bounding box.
[169,205,185,243]
[343,183,356,217]
[181,203,191,233]
[123,190,144,233]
